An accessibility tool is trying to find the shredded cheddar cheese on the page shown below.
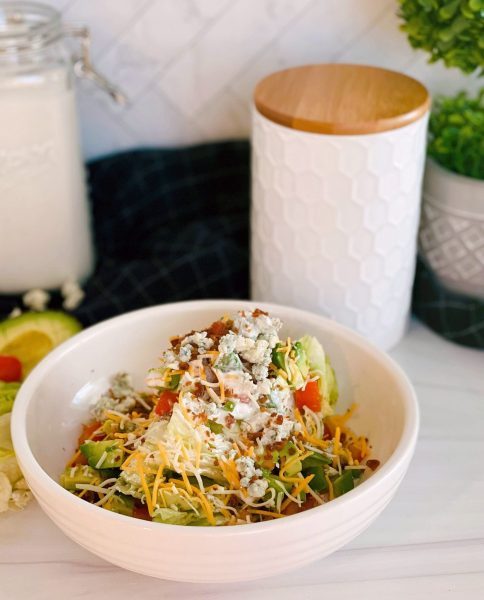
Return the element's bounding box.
[62,311,375,528]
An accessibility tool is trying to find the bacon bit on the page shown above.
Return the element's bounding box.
[179,361,189,370]
[281,502,300,516]
[193,382,205,398]
[275,414,284,425]
[225,414,235,427]
[300,495,319,511]
[366,459,380,471]
[266,440,286,452]
[169,335,182,348]
[252,308,268,317]
[207,320,230,340]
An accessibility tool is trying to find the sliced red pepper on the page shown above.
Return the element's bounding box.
[154,390,178,416]
[0,355,22,382]
[294,380,321,413]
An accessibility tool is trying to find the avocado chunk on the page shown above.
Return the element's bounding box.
[80,440,125,469]
[279,441,302,476]
[0,311,81,377]
[333,469,354,497]
[60,465,101,491]
[271,342,286,370]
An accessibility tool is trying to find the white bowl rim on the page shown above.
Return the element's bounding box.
[11,299,419,537]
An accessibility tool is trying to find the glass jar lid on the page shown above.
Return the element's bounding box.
[0,1,61,54]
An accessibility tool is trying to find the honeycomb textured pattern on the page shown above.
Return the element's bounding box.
[251,109,429,350]
[418,160,484,300]
[419,200,484,299]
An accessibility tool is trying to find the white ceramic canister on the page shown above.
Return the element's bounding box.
[251,64,430,350]
[0,1,125,294]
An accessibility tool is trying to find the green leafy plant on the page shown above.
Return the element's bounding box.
[428,89,484,179]
[398,0,484,74]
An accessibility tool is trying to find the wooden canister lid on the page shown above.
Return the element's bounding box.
[254,64,430,135]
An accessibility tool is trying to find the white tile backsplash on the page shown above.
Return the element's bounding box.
[120,88,204,146]
[44,0,476,159]
[158,0,312,117]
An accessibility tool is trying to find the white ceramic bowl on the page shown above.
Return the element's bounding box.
[11,300,419,583]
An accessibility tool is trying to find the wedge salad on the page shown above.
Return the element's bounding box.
[61,310,377,526]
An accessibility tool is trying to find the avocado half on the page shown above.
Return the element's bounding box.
[0,311,82,378]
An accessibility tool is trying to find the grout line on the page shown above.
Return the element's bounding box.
[93,0,155,63]
[128,0,236,107]
[117,85,205,142]
[331,2,393,62]
[191,0,317,118]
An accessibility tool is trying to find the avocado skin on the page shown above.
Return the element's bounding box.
[0,311,82,343]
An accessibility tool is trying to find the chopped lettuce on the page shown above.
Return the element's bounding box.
[299,335,339,414]
[152,507,195,525]
[152,506,228,526]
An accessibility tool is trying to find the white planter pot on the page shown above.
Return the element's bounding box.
[419,159,484,299]
[251,109,429,351]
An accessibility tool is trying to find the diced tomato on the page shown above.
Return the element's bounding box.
[294,380,321,412]
[78,421,103,445]
[72,452,88,466]
[155,390,178,416]
[133,503,152,521]
[0,355,22,382]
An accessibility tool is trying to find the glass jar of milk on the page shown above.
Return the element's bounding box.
[0,2,124,294]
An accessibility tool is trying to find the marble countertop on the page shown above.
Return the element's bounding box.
[1,320,483,599]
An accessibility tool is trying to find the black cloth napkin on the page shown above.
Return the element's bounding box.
[0,142,250,324]
[0,141,482,349]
